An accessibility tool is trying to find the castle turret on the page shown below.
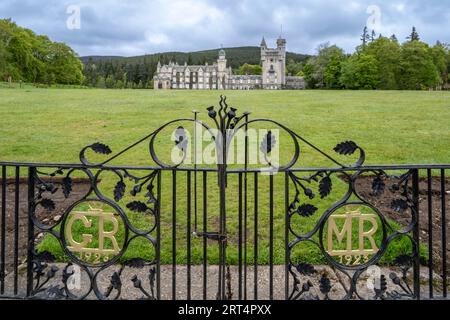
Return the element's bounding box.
[277,36,286,50]
[217,48,228,89]
[261,37,286,89]
[260,37,267,49]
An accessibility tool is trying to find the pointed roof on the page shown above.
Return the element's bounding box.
[260,37,267,47]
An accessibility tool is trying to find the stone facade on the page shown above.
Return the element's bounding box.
[153,37,304,90]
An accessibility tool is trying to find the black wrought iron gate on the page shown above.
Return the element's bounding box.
[0,97,448,300]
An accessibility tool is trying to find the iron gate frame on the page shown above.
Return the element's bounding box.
[0,96,448,300]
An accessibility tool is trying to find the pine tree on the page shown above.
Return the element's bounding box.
[361,26,370,46]
[371,30,376,42]
[390,34,398,42]
[407,26,420,41]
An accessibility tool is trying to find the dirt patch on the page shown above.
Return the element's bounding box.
[0,177,92,273]
[349,175,450,273]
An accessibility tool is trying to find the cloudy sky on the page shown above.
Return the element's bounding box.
[1,0,449,57]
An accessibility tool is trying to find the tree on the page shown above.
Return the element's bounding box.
[0,18,84,85]
[187,53,193,65]
[105,75,115,88]
[407,26,420,42]
[370,30,376,42]
[323,48,346,88]
[286,59,303,76]
[303,43,346,88]
[44,42,84,84]
[430,42,449,88]
[340,53,380,89]
[390,34,398,43]
[302,62,316,89]
[361,26,370,47]
[399,40,440,89]
[364,36,402,89]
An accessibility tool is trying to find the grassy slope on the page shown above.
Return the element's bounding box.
[0,88,449,265]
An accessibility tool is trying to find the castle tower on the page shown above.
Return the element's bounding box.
[217,48,228,89]
[261,36,286,89]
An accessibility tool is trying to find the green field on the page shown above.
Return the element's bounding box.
[1,88,449,164]
[0,88,449,265]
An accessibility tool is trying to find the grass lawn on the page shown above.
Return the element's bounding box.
[0,87,449,266]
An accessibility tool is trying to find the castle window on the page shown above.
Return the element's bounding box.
[269,65,275,73]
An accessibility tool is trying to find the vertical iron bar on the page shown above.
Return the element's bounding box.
[187,171,191,300]
[427,169,433,298]
[238,172,243,299]
[172,170,177,300]
[13,166,19,295]
[202,171,207,300]
[284,172,290,300]
[269,174,274,300]
[243,114,249,300]
[156,170,161,300]
[193,111,199,235]
[0,166,6,294]
[254,172,258,300]
[26,167,35,297]
[441,169,447,298]
[412,169,420,300]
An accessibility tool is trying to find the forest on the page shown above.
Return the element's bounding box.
[1,19,449,90]
[302,27,450,90]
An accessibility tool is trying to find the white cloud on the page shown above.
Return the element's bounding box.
[145,32,170,46]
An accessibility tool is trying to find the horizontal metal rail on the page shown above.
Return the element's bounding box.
[1,161,450,172]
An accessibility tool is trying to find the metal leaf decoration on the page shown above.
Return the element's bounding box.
[394,254,413,268]
[62,176,72,198]
[40,198,56,211]
[114,180,126,202]
[126,201,149,213]
[297,204,318,217]
[296,263,317,276]
[260,130,276,155]
[319,176,332,199]
[333,141,358,155]
[372,176,385,196]
[110,272,122,290]
[391,199,408,213]
[35,251,56,263]
[319,274,331,295]
[44,285,66,300]
[90,142,112,155]
[124,258,148,269]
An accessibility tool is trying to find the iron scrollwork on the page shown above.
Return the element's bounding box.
[25,96,421,300]
[28,164,160,299]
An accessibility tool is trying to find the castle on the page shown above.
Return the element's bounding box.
[153,37,305,90]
